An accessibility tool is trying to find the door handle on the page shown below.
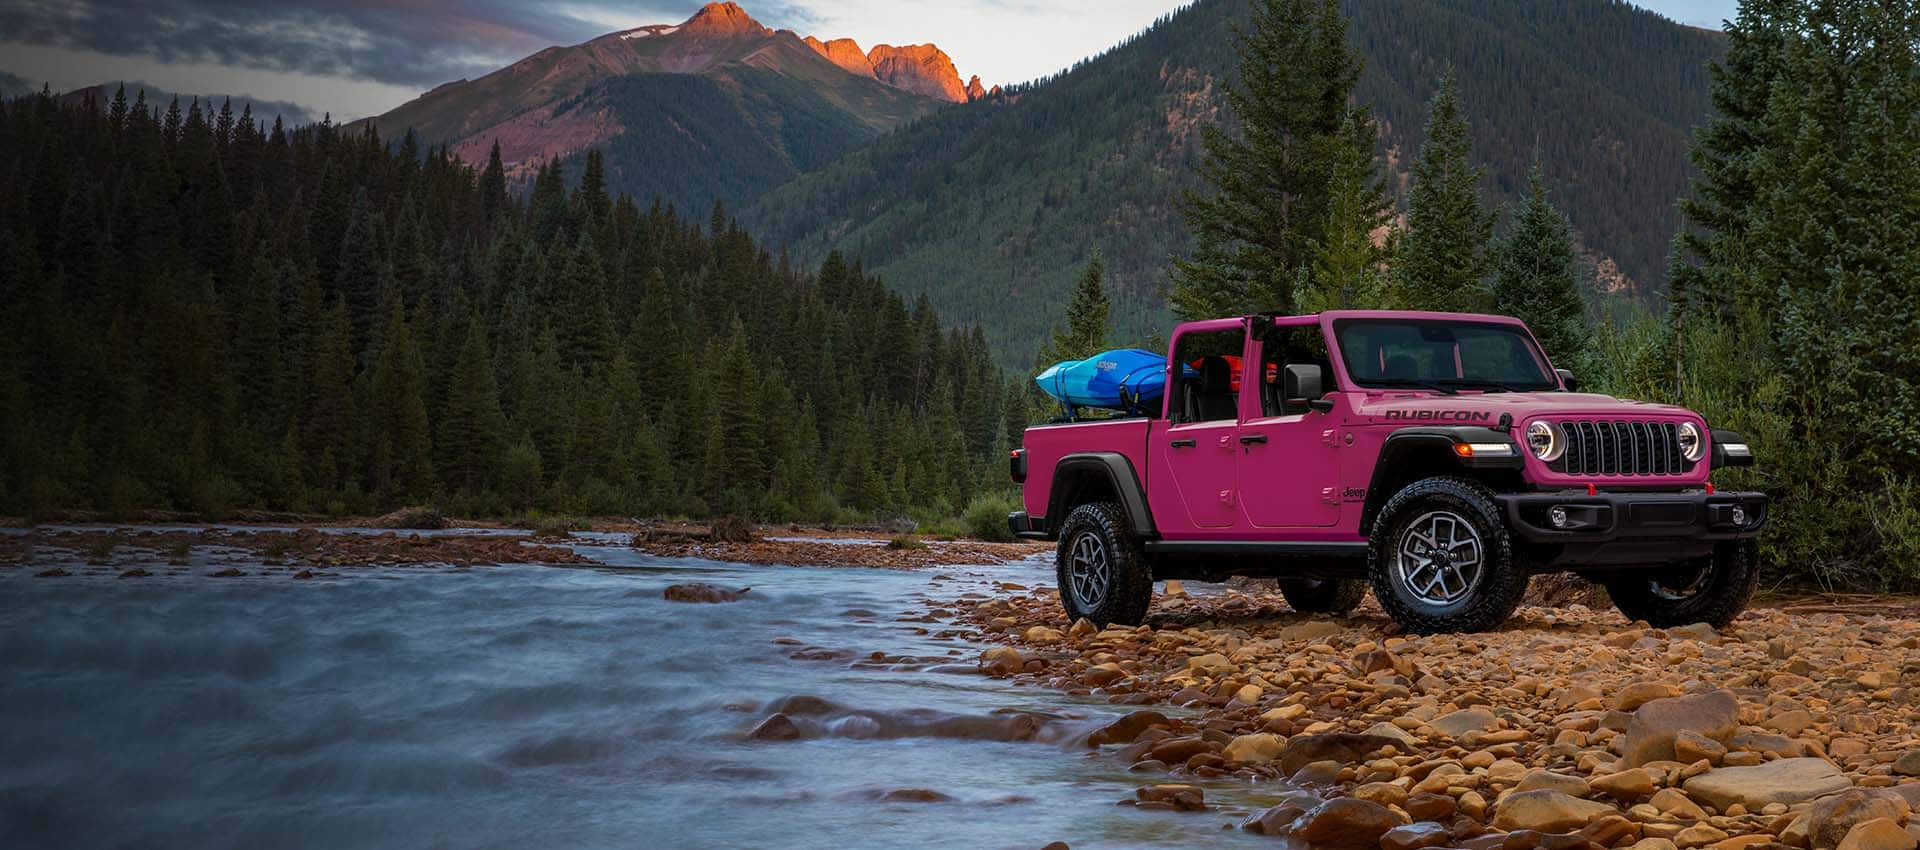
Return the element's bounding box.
[1239,433,1268,445]
[1169,438,1196,448]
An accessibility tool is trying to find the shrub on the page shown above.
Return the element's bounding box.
[963,492,1021,542]
[885,536,927,550]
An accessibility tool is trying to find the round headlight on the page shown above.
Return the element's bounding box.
[1676,422,1704,462]
[1526,420,1564,462]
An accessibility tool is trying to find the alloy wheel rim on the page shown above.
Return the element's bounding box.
[1649,561,1713,601]
[1067,531,1111,611]
[1395,510,1484,606]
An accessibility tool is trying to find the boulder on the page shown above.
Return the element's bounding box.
[980,646,1028,676]
[1431,707,1500,737]
[1674,729,1728,764]
[662,582,750,603]
[1809,790,1913,850]
[1293,798,1405,849]
[1517,769,1592,798]
[1364,721,1420,747]
[1616,682,1682,711]
[1087,710,1168,746]
[1682,758,1853,811]
[1223,732,1286,764]
[1493,790,1616,833]
[1187,653,1234,677]
[1381,822,1454,850]
[1241,791,1328,836]
[1765,709,1816,737]
[1279,732,1405,775]
[1893,750,1920,777]
[1621,690,1739,766]
[1134,783,1206,811]
[1024,626,1064,642]
[748,713,803,740]
[1591,768,1658,801]
[1405,791,1457,821]
[1835,819,1917,850]
[1146,736,1212,764]
[1277,621,1345,641]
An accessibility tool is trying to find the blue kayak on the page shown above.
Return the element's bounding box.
[1035,349,1168,414]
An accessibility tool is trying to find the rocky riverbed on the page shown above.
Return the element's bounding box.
[950,581,1920,850]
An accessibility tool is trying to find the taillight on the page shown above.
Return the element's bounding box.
[1009,449,1027,484]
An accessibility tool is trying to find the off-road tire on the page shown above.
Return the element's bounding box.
[1278,578,1367,615]
[1054,502,1153,627]
[1367,476,1528,634]
[1604,539,1759,629]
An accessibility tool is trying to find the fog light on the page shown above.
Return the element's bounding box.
[1550,506,1570,528]
[1730,506,1747,526]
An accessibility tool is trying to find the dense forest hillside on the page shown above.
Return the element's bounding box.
[743,0,1724,362]
[360,3,968,220]
[0,89,1019,522]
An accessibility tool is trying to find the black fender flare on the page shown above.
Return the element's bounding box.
[1710,429,1754,469]
[1357,426,1523,532]
[1047,452,1156,538]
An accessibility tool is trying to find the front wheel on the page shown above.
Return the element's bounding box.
[1054,502,1153,627]
[1603,540,1758,628]
[1367,477,1528,634]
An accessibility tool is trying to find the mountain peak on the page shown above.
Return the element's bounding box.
[682,2,769,36]
[805,36,876,78]
[867,43,968,103]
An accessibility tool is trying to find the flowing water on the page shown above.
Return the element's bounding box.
[0,533,1295,850]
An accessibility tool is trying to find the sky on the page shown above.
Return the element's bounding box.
[0,1,1744,123]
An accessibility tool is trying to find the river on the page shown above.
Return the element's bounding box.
[0,532,1294,849]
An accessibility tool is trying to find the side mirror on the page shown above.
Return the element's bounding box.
[1556,368,1580,392]
[1284,364,1324,409]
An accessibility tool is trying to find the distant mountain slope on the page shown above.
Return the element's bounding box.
[743,0,1723,362]
[361,2,986,216]
[56,81,320,126]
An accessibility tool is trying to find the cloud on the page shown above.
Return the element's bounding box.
[0,0,699,88]
[0,69,32,97]
[0,1,1192,118]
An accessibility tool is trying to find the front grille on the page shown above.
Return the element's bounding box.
[1550,420,1692,476]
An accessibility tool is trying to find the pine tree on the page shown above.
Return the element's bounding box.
[1299,109,1397,311]
[1397,72,1495,313]
[699,322,766,512]
[368,300,433,503]
[478,140,509,226]
[1040,254,1113,362]
[437,314,506,495]
[1170,0,1363,319]
[1493,164,1588,370]
[304,296,356,492]
[1670,0,1797,323]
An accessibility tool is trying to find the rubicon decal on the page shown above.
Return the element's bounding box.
[1382,410,1494,422]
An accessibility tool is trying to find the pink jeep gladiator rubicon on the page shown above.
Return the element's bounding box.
[1009,310,1765,634]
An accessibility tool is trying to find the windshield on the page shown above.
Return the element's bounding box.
[1333,319,1557,392]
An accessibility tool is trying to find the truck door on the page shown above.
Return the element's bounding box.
[1155,325,1249,529]
[1237,319,1342,527]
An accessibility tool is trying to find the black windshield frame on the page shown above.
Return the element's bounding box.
[1331,318,1559,392]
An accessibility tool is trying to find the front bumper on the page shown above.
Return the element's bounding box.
[1498,489,1767,544]
[1007,511,1050,541]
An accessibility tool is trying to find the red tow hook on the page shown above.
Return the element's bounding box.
[1586,483,1597,497]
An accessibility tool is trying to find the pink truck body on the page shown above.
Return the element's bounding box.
[1010,310,1763,579]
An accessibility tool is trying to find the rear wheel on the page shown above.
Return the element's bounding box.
[1278,578,1367,615]
[1054,502,1153,627]
[1604,540,1758,628]
[1367,477,1528,634]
